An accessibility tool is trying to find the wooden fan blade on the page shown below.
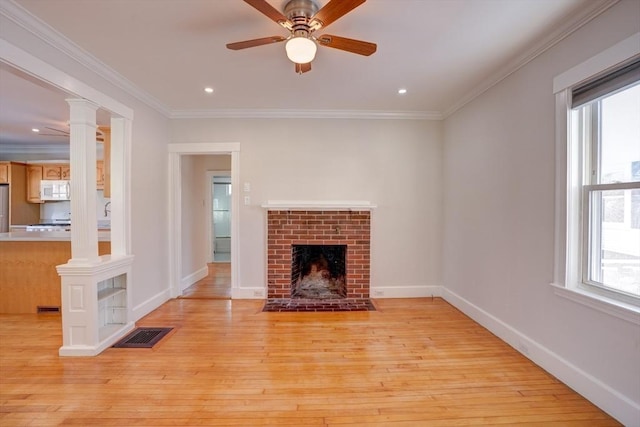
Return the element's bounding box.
[309,0,366,30]
[226,36,287,50]
[44,126,70,135]
[243,0,292,30]
[317,34,376,56]
[295,62,312,74]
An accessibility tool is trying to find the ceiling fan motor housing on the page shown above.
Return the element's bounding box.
[284,0,319,37]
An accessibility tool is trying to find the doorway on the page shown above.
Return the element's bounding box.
[211,174,231,263]
[168,143,240,299]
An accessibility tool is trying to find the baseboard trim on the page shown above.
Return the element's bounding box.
[180,266,208,291]
[371,285,442,298]
[231,287,265,299]
[132,289,171,321]
[441,287,639,426]
[58,322,135,356]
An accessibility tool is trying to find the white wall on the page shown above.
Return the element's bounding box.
[170,118,443,297]
[1,11,171,318]
[442,1,640,424]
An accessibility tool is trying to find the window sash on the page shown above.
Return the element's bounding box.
[581,183,640,300]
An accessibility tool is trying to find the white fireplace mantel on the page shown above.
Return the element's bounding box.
[261,200,376,211]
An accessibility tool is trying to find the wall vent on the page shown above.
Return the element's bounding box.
[37,306,61,313]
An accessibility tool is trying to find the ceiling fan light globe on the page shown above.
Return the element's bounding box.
[285,37,317,64]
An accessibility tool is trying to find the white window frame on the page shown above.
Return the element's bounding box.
[552,33,640,324]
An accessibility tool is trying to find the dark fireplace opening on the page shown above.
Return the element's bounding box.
[291,245,347,299]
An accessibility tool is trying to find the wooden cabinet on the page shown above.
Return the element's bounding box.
[24,160,102,202]
[61,165,71,180]
[8,163,40,224]
[26,165,43,203]
[96,160,104,190]
[41,164,71,180]
[0,162,8,184]
[42,165,62,180]
[99,127,111,198]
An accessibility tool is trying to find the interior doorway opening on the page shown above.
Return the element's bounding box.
[211,174,231,263]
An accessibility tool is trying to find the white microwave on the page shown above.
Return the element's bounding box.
[40,180,71,201]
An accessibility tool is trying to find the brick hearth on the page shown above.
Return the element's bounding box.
[267,210,371,299]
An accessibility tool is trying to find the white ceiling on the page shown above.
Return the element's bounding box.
[0,0,613,155]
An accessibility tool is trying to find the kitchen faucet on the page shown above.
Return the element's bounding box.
[104,201,111,217]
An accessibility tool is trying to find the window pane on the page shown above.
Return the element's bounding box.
[588,189,640,296]
[600,84,640,184]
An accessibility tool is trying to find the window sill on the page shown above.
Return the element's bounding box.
[550,283,640,325]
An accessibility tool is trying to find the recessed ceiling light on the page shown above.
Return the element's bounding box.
[398,88,407,95]
[204,87,214,94]
[31,128,39,133]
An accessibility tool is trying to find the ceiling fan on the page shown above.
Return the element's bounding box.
[226,0,377,74]
[39,126,105,142]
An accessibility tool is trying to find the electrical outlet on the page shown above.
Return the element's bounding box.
[373,289,384,297]
[253,290,264,297]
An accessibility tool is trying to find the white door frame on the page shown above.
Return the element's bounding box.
[168,143,240,298]
[207,170,231,263]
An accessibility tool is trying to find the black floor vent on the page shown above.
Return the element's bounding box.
[37,306,60,313]
[112,327,173,348]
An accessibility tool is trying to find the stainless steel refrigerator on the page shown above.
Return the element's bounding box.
[0,184,8,233]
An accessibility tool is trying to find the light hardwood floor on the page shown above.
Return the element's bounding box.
[180,263,231,299]
[0,296,620,426]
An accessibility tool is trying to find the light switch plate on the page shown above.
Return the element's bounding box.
[243,182,250,192]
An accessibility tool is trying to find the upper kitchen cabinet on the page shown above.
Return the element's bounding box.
[98,127,111,198]
[6,162,40,224]
[0,162,9,184]
[26,165,43,203]
[42,164,70,180]
[96,160,104,190]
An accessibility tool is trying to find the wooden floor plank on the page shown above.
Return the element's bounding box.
[0,296,621,426]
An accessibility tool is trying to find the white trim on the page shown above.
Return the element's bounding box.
[371,285,442,299]
[553,37,640,319]
[1,37,136,357]
[0,0,170,117]
[131,289,171,322]
[181,265,208,291]
[443,0,619,118]
[0,39,133,120]
[1,0,619,122]
[168,143,240,299]
[442,287,640,426]
[231,287,265,299]
[550,283,640,325]
[262,200,376,210]
[553,32,640,94]
[170,109,442,121]
[168,142,240,154]
[58,322,135,357]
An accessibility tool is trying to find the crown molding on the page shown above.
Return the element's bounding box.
[170,109,443,120]
[1,0,619,123]
[442,0,620,119]
[0,0,171,117]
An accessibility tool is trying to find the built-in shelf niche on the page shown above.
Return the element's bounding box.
[97,273,127,341]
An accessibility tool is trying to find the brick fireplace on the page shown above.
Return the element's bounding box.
[266,209,371,299]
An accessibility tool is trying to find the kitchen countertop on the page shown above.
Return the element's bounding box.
[0,230,111,241]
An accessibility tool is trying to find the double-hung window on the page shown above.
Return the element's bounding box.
[554,34,640,318]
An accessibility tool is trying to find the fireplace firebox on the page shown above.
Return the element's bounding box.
[266,209,371,300]
[291,245,346,299]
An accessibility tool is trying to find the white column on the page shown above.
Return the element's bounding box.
[109,117,132,256]
[67,99,100,264]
